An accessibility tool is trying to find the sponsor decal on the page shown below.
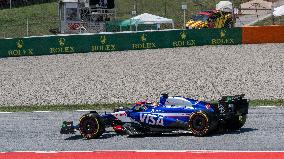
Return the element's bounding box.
[172,31,196,47]
[92,35,116,52]
[218,104,225,113]
[141,33,147,42]
[67,23,80,30]
[211,30,235,45]
[205,104,211,110]
[50,38,75,54]
[132,34,156,49]
[8,39,34,56]
[140,113,163,126]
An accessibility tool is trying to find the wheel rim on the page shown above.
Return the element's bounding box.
[192,115,207,131]
[80,117,99,136]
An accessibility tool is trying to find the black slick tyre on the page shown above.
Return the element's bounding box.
[189,111,216,137]
[79,113,105,139]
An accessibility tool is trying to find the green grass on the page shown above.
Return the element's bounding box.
[0,103,131,112]
[1,0,280,38]
[0,2,58,38]
[116,0,220,28]
[254,15,284,26]
[249,99,284,107]
[0,0,282,37]
[0,0,223,38]
[0,100,283,112]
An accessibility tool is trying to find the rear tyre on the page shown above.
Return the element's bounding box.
[227,114,247,130]
[79,113,105,139]
[189,111,217,137]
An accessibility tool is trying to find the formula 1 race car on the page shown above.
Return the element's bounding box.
[60,94,249,139]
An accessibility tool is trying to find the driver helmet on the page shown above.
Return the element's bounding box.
[152,102,158,107]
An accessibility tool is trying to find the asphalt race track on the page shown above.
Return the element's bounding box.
[0,106,283,151]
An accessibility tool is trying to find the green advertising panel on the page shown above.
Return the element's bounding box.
[0,38,30,58]
[0,35,93,58]
[0,28,242,58]
[86,33,128,52]
[162,28,242,48]
[196,28,242,46]
[124,31,166,50]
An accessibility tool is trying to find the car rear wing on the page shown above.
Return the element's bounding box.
[218,94,249,115]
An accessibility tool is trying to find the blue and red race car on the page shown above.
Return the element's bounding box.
[60,94,249,139]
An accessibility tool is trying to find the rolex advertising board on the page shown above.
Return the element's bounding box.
[0,28,242,58]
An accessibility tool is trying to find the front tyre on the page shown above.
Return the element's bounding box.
[189,111,216,137]
[79,113,105,139]
[227,114,247,130]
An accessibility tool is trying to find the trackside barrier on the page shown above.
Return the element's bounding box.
[0,28,242,58]
[242,25,284,44]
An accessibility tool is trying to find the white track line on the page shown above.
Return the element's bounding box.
[75,110,93,112]
[5,150,284,153]
[0,112,12,114]
[33,111,51,113]
[61,151,94,153]
[258,106,277,108]
[34,151,58,153]
[100,150,284,153]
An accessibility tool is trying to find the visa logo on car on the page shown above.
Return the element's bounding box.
[140,113,164,126]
